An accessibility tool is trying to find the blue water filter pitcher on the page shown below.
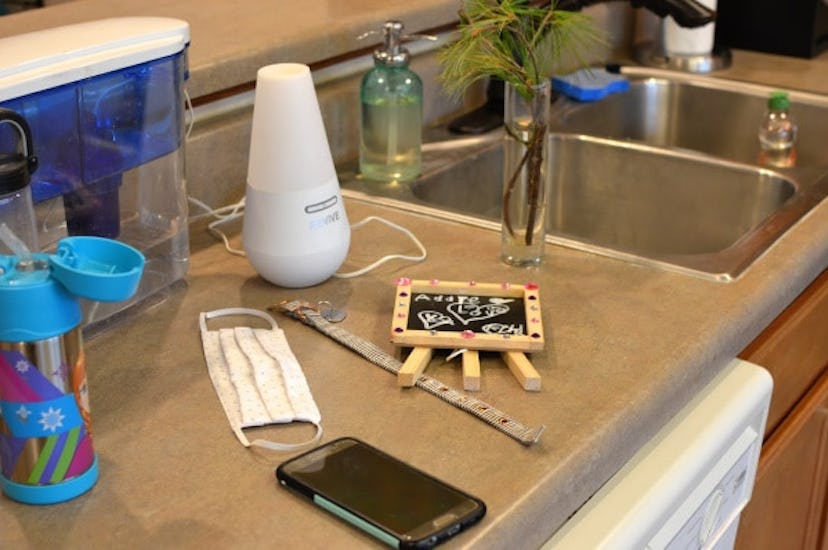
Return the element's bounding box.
[0,237,144,504]
[0,18,191,327]
[0,18,189,239]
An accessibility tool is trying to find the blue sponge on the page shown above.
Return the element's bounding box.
[551,68,630,102]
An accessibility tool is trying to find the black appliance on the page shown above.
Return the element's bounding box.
[715,0,828,58]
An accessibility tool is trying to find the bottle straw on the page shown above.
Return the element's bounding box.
[0,223,34,263]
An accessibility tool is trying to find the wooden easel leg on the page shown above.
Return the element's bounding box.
[462,350,481,391]
[398,347,433,387]
[501,351,541,391]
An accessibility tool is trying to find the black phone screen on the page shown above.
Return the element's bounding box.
[276,437,485,547]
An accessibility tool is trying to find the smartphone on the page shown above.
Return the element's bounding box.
[275,437,486,548]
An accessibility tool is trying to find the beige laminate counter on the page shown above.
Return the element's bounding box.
[0,0,463,100]
[1,194,826,548]
[1,2,828,549]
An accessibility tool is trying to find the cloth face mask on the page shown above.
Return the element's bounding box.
[199,307,322,451]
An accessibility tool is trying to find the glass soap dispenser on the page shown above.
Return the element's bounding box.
[359,21,433,183]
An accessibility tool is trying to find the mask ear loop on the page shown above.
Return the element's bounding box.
[333,216,427,278]
[199,308,323,452]
[248,425,323,452]
[200,307,279,331]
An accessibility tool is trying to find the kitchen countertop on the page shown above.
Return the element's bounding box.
[1,1,828,548]
[1,193,826,548]
[0,0,462,100]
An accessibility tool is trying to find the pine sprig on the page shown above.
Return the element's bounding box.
[438,1,604,251]
[439,0,604,100]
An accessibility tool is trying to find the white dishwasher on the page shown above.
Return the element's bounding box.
[545,358,772,550]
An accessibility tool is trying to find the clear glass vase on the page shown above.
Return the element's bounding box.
[501,81,551,267]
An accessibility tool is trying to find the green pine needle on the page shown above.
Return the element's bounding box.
[439,0,605,100]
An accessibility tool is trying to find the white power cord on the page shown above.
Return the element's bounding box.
[332,215,426,278]
[187,197,427,275]
[188,196,247,256]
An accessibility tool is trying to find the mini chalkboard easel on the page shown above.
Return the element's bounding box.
[390,279,544,392]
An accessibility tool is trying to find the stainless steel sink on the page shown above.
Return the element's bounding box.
[339,69,828,282]
[549,68,828,169]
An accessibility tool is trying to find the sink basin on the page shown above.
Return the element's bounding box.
[339,70,828,282]
[549,67,828,168]
[415,134,801,255]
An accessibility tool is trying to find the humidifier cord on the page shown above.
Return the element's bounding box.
[187,197,427,275]
[333,216,427,278]
[188,196,248,256]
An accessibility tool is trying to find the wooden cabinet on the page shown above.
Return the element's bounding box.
[740,268,828,438]
[736,269,828,550]
[735,372,828,549]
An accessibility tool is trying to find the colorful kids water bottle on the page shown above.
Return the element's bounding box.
[0,236,144,504]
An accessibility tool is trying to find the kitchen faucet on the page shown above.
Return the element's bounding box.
[448,0,717,134]
[556,0,715,29]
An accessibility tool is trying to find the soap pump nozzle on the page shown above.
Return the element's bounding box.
[358,20,436,67]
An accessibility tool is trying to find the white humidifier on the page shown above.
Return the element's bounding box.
[242,63,350,288]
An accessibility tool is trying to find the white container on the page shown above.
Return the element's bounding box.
[243,63,350,288]
[663,0,718,56]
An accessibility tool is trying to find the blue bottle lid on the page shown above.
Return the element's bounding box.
[0,237,144,341]
[0,255,81,341]
[50,236,145,302]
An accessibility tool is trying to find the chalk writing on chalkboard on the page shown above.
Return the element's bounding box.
[407,293,527,335]
[391,279,544,353]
